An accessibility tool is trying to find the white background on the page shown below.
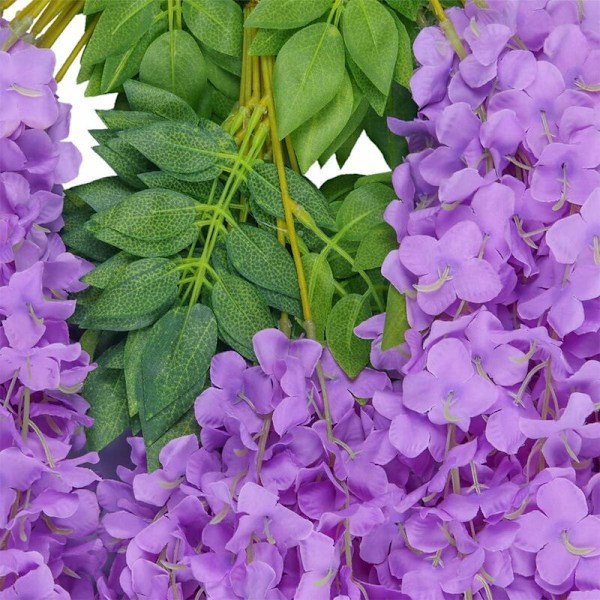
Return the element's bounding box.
[9,13,388,187]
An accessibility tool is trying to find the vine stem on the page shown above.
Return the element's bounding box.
[30,0,67,36]
[21,387,31,442]
[38,0,83,48]
[260,56,314,330]
[14,0,47,21]
[56,13,98,82]
[293,205,385,312]
[429,0,467,59]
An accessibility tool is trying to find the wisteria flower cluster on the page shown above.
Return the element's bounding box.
[0,22,104,599]
[36,1,600,598]
[367,0,600,596]
[97,329,400,599]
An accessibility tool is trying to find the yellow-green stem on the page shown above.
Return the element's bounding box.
[30,0,68,36]
[56,12,98,82]
[21,388,30,441]
[38,0,82,48]
[429,0,467,59]
[260,56,313,328]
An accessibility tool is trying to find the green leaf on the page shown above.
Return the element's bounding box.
[77,59,94,84]
[138,171,215,201]
[384,0,422,20]
[320,174,361,203]
[62,206,116,262]
[80,330,101,359]
[211,271,274,360]
[381,286,408,351]
[139,30,207,107]
[208,85,237,121]
[202,45,242,76]
[335,124,363,168]
[83,0,162,66]
[93,144,145,189]
[303,253,335,342]
[88,223,198,258]
[291,72,354,173]
[100,341,126,369]
[85,188,199,258]
[245,0,331,29]
[205,56,239,99]
[226,224,299,297]
[328,239,359,280]
[124,327,153,417]
[84,366,129,451]
[145,409,199,471]
[100,21,165,94]
[256,287,303,319]
[89,189,197,242]
[120,120,235,180]
[89,129,116,146]
[84,0,109,14]
[364,83,415,168]
[79,258,179,331]
[84,64,104,97]
[355,172,392,188]
[67,177,135,213]
[393,15,413,87]
[131,414,142,434]
[326,293,371,378]
[342,0,398,94]
[83,252,136,289]
[274,23,346,139]
[346,53,387,116]
[123,80,199,124]
[183,0,243,57]
[319,81,369,164]
[97,110,163,130]
[249,28,295,56]
[138,305,217,443]
[109,134,155,168]
[248,162,337,231]
[354,223,397,270]
[336,182,395,241]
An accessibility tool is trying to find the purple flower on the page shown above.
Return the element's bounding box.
[0,47,58,132]
[546,189,600,264]
[515,478,600,592]
[398,221,502,316]
[518,259,600,338]
[530,133,600,207]
[520,392,600,466]
[403,337,498,430]
[0,26,102,597]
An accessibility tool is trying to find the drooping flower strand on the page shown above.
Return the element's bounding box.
[367,0,600,595]
[0,21,103,598]
[97,1,600,598]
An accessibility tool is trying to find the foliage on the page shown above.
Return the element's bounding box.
[78,0,421,171]
[62,0,416,461]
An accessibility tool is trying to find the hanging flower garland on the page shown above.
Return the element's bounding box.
[0,20,104,599]
[0,0,599,599]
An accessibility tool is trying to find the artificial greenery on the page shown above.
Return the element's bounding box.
[6,0,433,467]
[75,0,423,170]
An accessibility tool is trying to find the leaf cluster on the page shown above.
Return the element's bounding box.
[247,0,420,171]
[80,0,243,122]
[79,0,419,172]
[66,80,402,466]
[67,0,416,467]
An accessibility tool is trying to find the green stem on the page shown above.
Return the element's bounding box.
[294,207,385,312]
[21,388,31,441]
[185,104,267,306]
